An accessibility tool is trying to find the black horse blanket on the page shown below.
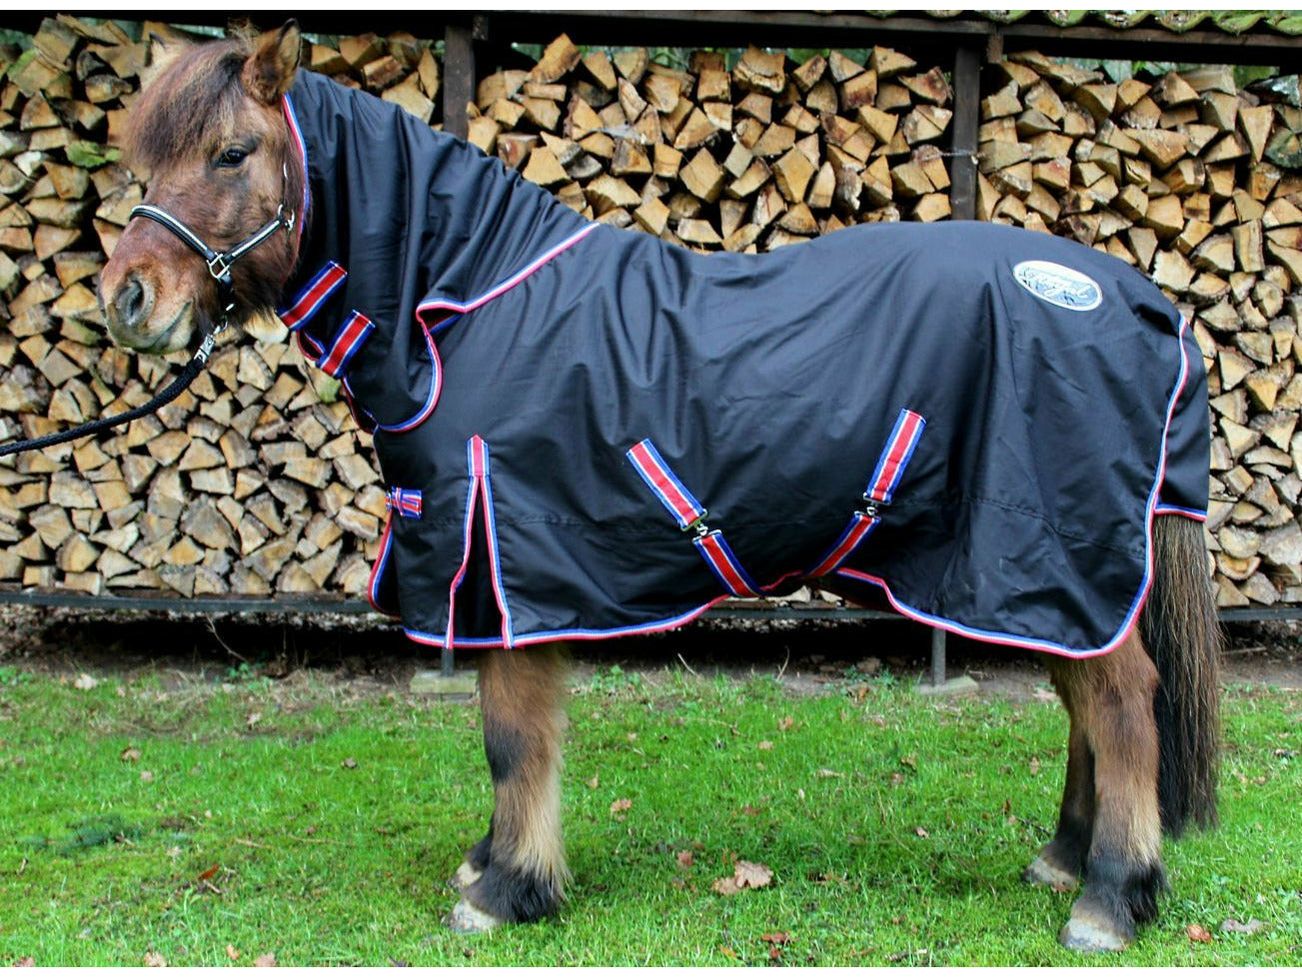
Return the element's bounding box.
[276,70,1208,658]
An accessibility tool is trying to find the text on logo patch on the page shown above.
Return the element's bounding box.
[1012,260,1102,312]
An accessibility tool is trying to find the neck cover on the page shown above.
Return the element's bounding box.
[278,70,1208,658]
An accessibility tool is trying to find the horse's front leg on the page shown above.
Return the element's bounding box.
[446,643,569,933]
[1043,633,1164,952]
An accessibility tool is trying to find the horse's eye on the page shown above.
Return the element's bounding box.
[216,146,249,168]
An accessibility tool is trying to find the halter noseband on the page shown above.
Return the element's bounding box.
[128,174,296,346]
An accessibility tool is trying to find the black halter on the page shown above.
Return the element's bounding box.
[128,195,296,333]
[0,188,296,458]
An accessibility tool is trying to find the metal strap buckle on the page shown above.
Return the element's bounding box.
[860,494,887,519]
[207,253,232,282]
[682,510,710,536]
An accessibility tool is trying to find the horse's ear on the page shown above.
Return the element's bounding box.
[242,20,302,104]
[139,30,191,90]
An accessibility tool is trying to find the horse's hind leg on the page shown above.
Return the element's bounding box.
[446,643,569,933]
[1024,682,1092,891]
[1043,633,1164,952]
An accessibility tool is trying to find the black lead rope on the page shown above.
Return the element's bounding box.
[0,326,225,458]
[0,196,293,459]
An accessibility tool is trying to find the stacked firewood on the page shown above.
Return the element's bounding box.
[5,16,1302,612]
[979,51,1302,607]
[470,36,955,250]
[0,17,439,597]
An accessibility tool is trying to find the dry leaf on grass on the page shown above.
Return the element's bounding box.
[586,774,599,789]
[120,747,141,763]
[757,740,773,751]
[16,958,34,967]
[915,826,929,838]
[777,716,794,732]
[254,953,277,967]
[1186,923,1213,943]
[676,850,694,867]
[714,859,773,894]
[760,932,790,944]
[140,770,154,783]
[73,673,98,690]
[226,945,240,961]
[610,797,632,815]
[144,951,166,966]
[341,757,358,769]
[735,860,772,888]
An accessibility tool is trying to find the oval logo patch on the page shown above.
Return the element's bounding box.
[1012,260,1102,312]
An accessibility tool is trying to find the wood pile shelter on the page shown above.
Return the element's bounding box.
[1,10,1301,673]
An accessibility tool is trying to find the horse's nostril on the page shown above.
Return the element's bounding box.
[115,276,149,329]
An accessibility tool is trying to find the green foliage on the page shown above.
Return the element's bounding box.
[65,141,122,169]
[21,814,142,855]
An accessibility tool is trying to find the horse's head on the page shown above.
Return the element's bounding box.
[99,22,305,354]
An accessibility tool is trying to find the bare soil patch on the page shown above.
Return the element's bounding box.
[2,604,1298,702]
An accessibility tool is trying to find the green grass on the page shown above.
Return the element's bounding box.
[0,664,1298,965]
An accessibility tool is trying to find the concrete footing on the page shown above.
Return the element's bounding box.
[916,674,980,697]
[410,669,478,698]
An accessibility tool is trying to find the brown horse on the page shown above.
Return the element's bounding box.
[98,23,1221,951]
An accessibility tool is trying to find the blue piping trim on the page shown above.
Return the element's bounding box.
[371,322,441,434]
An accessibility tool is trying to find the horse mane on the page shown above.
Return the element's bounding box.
[126,35,255,172]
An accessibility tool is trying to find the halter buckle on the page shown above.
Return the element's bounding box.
[207,253,232,282]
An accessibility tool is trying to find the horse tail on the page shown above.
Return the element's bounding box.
[1139,515,1221,836]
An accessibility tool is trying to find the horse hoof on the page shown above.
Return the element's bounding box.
[1058,914,1130,953]
[444,898,502,934]
[1023,855,1078,892]
[451,860,483,890]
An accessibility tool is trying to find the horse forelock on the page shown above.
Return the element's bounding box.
[126,38,254,172]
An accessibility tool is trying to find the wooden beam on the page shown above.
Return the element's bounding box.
[442,22,478,141]
[949,43,982,222]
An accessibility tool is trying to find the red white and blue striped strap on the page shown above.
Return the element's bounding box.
[386,487,422,519]
[807,408,927,577]
[628,438,763,598]
[626,439,707,531]
[806,510,879,578]
[865,409,926,505]
[318,311,374,377]
[278,261,346,330]
[694,530,762,598]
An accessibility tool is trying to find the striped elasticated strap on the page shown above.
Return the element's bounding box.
[806,408,926,578]
[627,438,762,598]
[319,311,374,377]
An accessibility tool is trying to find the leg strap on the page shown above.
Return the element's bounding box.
[806,407,926,577]
[627,439,760,597]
